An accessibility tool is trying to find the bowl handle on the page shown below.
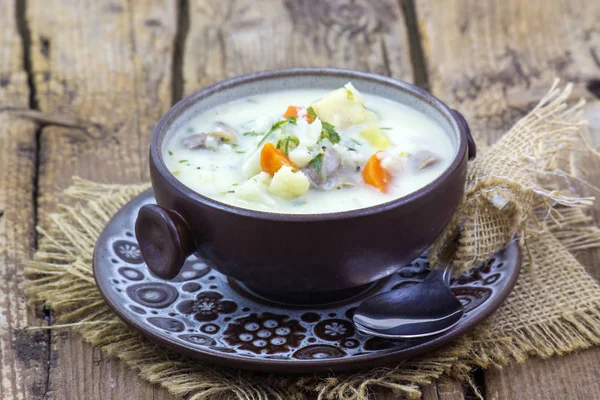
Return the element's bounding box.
[450,109,476,160]
[135,204,195,279]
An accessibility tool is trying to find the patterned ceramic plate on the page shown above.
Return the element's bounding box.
[93,190,521,373]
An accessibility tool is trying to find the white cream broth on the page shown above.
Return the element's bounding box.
[163,85,455,214]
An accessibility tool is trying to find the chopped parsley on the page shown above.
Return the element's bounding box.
[307,106,318,121]
[309,153,323,173]
[235,150,246,154]
[256,118,293,148]
[168,150,173,156]
[246,98,258,103]
[243,131,260,136]
[178,159,188,163]
[270,119,288,131]
[276,136,300,155]
[381,127,392,130]
[285,116,297,124]
[345,88,355,100]
[320,122,341,144]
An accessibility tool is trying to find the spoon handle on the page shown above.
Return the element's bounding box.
[426,265,452,285]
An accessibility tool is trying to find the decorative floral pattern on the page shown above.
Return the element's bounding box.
[177,291,237,322]
[126,282,178,308]
[223,313,306,354]
[324,322,347,336]
[113,240,143,264]
[292,344,346,360]
[120,244,140,259]
[314,319,355,341]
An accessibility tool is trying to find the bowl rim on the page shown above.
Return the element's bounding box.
[150,67,468,222]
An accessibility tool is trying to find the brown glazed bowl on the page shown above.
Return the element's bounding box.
[135,68,475,302]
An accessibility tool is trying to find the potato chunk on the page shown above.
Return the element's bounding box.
[235,172,275,206]
[288,145,313,167]
[268,166,310,199]
[359,124,390,149]
[310,83,378,128]
[242,150,262,178]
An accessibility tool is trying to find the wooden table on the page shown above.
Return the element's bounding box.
[2,1,600,398]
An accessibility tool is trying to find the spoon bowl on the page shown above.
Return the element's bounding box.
[353,267,464,338]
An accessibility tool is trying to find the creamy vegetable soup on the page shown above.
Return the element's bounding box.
[163,84,455,214]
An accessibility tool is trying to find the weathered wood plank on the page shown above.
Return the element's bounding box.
[26,0,178,398]
[417,0,600,141]
[183,0,413,94]
[422,378,467,400]
[416,0,600,398]
[0,1,46,398]
[485,349,600,400]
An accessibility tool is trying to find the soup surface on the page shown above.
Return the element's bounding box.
[163,84,455,214]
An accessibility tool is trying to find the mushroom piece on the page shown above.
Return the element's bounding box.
[408,149,439,171]
[302,148,342,189]
[321,169,361,190]
[208,121,239,144]
[183,133,208,149]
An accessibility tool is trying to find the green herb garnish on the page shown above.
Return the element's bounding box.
[309,153,323,173]
[320,122,341,144]
[285,116,297,124]
[381,127,392,130]
[270,119,288,131]
[246,98,258,103]
[243,131,260,136]
[168,150,173,156]
[227,190,235,193]
[178,159,188,163]
[256,119,291,148]
[276,136,300,155]
[350,138,362,145]
[345,88,355,100]
[231,183,239,186]
[235,150,246,154]
[307,106,318,121]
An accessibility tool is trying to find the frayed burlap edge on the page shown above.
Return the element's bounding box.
[430,80,596,273]
[470,304,600,369]
[24,179,476,400]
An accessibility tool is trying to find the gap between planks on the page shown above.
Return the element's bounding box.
[14,0,52,399]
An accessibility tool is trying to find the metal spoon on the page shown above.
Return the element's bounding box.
[353,266,464,338]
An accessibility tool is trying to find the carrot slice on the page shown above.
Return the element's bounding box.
[260,142,297,175]
[362,152,391,192]
[284,106,300,118]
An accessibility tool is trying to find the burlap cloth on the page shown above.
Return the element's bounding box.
[25,82,600,399]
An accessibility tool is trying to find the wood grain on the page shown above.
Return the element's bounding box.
[422,378,467,400]
[416,0,600,398]
[182,0,412,94]
[485,350,600,400]
[417,0,600,141]
[0,0,46,398]
[25,0,178,398]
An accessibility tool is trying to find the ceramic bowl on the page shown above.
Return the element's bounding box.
[135,68,475,302]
